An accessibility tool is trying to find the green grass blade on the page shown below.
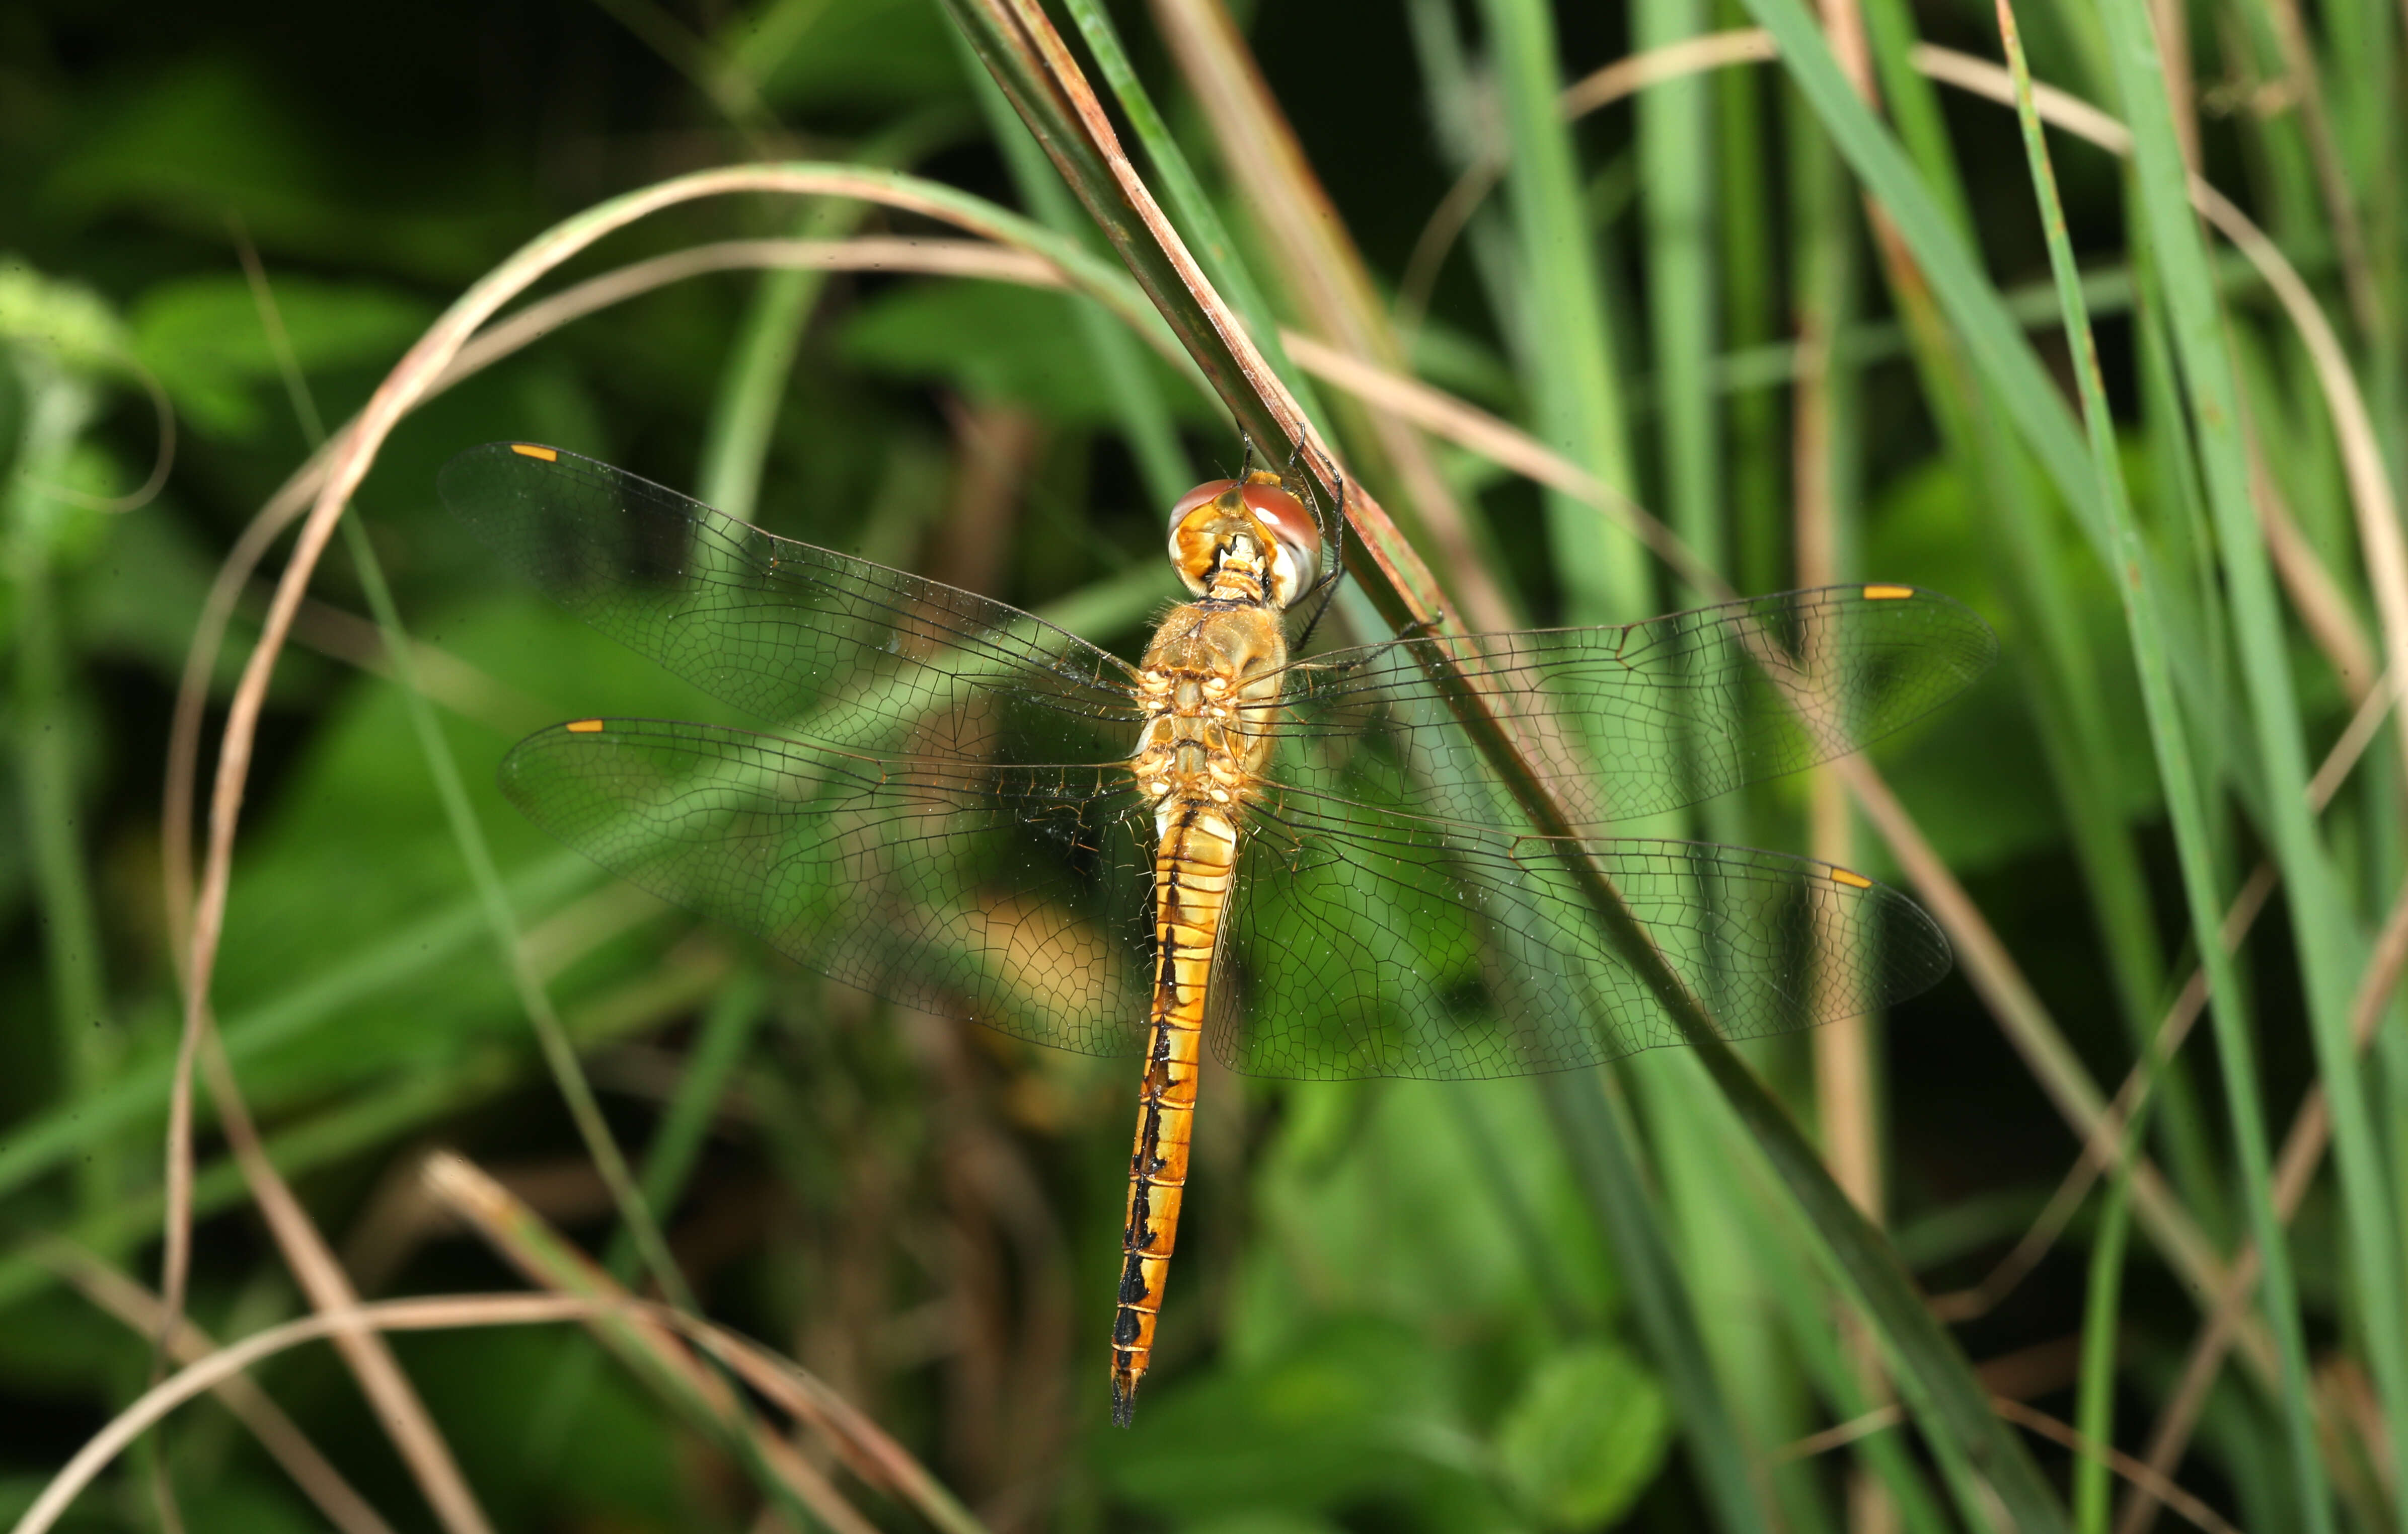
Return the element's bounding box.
[960,28,1194,509]
[1638,0,1723,602]
[7,366,118,1216]
[2096,3,2408,1520]
[1997,4,2337,1525]
[1476,0,1649,623]
[1538,1071,1779,1534]
[337,513,699,1317]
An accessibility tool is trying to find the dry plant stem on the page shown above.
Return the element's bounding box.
[1276,334,1728,596]
[1796,9,1895,1526]
[961,0,1446,625]
[965,0,1324,463]
[1776,1381,2235,1532]
[2250,437,2380,703]
[162,431,343,981]
[1561,28,1781,113]
[14,1292,594,1534]
[40,1241,398,1534]
[1150,0,1522,634]
[419,1156,878,1534]
[1986,1397,2241,1534]
[32,355,177,515]
[2117,881,2408,1534]
[420,1152,988,1534]
[197,1031,494,1534]
[2150,0,2203,171]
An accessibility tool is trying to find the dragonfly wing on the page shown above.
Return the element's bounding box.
[505,718,1155,1056]
[1265,586,1995,831]
[1209,787,1949,1081]
[440,443,1144,757]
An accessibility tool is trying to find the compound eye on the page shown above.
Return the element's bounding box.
[1167,479,1240,537]
[1239,482,1323,608]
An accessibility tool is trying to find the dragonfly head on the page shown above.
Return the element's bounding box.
[1167,471,1321,609]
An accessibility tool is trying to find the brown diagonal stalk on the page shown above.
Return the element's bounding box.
[418,1153,891,1534]
[939,0,1443,628]
[943,8,2066,1516]
[1785,11,1891,1518]
[1148,0,1522,634]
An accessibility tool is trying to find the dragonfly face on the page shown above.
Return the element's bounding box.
[442,442,1995,1429]
[1165,470,1321,608]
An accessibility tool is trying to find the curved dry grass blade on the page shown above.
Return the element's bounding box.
[1276,334,1726,596]
[1563,27,1780,111]
[420,1153,989,1534]
[195,1033,494,1534]
[162,166,1162,1534]
[157,219,1178,1099]
[13,1293,594,1534]
[418,1154,889,1534]
[40,1240,398,1534]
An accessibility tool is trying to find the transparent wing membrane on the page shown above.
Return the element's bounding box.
[439,443,1145,751]
[1267,587,1996,831]
[447,444,1987,1073]
[501,718,1155,1055]
[1209,786,1950,1081]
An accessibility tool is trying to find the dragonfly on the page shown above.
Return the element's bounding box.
[441,441,1994,1427]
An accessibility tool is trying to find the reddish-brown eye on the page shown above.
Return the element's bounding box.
[1237,482,1313,553]
[1167,479,1239,534]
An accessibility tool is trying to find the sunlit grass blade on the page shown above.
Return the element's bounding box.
[957,35,1194,509]
[1476,0,1649,624]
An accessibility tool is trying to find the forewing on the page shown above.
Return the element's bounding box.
[504,718,1154,1055]
[440,443,1144,759]
[1265,586,1995,830]
[1210,787,1949,1081]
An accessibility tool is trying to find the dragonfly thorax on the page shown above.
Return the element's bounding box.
[1130,602,1287,823]
[1167,471,1320,609]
